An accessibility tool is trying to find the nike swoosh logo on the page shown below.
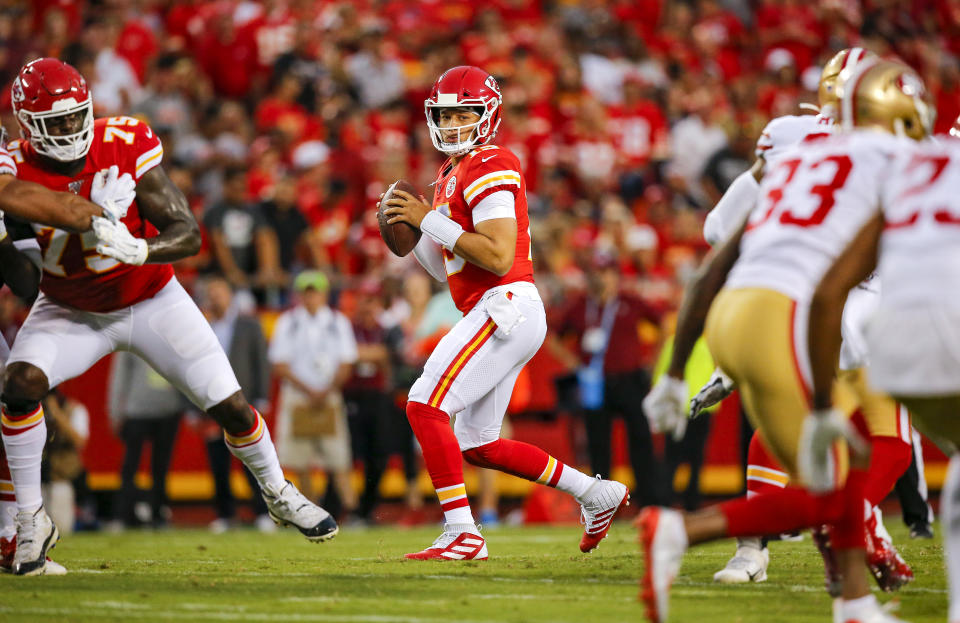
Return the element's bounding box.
[482,156,495,162]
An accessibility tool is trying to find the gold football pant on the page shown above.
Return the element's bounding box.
[705,287,847,480]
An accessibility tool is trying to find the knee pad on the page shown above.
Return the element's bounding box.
[0,393,40,416]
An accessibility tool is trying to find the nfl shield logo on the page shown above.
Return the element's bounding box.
[68,180,84,194]
[445,176,456,198]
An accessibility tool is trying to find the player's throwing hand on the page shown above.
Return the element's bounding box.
[382,189,432,228]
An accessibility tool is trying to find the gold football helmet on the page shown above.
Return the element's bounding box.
[818,47,876,117]
[838,60,934,141]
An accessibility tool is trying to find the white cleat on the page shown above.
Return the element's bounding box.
[261,480,338,542]
[839,595,908,623]
[638,507,688,623]
[43,558,67,575]
[578,476,630,552]
[405,523,488,560]
[713,539,769,584]
[12,506,60,576]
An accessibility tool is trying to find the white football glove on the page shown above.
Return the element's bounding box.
[92,216,148,265]
[797,408,870,493]
[689,367,736,418]
[90,165,137,221]
[0,208,7,242]
[643,375,689,441]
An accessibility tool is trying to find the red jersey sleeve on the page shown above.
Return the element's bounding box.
[461,146,523,210]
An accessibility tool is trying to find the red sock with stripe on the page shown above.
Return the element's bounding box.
[224,407,286,490]
[1,404,46,513]
[406,401,474,524]
[463,439,595,499]
[0,442,15,537]
[745,433,789,497]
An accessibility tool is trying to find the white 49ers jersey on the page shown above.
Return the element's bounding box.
[727,131,908,302]
[755,113,834,167]
[878,137,960,307]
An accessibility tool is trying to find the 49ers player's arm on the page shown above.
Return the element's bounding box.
[134,165,201,262]
[665,221,746,379]
[808,213,882,410]
[703,158,763,246]
[0,175,102,233]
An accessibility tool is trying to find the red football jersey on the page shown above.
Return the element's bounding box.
[8,116,174,312]
[431,144,535,313]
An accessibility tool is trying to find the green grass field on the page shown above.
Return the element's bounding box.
[0,521,946,623]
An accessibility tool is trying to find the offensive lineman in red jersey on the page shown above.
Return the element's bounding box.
[383,66,629,560]
[0,58,337,577]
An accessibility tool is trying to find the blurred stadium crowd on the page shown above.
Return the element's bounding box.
[1,0,959,525]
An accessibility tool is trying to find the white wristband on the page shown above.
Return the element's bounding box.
[420,210,465,251]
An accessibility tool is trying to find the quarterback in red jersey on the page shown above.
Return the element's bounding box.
[383,66,629,561]
[0,58,337,577]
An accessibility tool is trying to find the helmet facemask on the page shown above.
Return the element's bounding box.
[17,96,94,162]
[425,97,500,156]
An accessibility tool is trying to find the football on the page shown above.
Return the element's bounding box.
[378,179,423,257]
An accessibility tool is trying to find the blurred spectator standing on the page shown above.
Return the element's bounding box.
[269,271,358,516]
[41,390,90,535]
[260,174,310,282]
[203,166,286,306]
[199,276,275,534]
[343,281,393,524]
[549,254,666,507]
[107,352,184,529]
[653,334,718,511]
[380,272,434,524]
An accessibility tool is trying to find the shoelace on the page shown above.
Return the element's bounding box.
[430,530,458,549]
[268,485,314,516]
[431,524,480,549]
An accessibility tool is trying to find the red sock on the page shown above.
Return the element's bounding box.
[832,468,867,550]
[745,433,789,496]
[463,439,596,499]
[406,401,469,515]
[721,468,868,543]
[463,439,554,482]
[834,408,912,507]
[864,436,912,506]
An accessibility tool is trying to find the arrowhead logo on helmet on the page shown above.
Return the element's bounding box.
[425,66,503,156]
[12,58,95,162]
